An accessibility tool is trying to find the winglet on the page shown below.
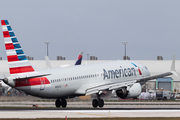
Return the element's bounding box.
[170,55,178,76]
[45,56,52,69]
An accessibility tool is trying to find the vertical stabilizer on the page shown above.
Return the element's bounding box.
[1,20,35,75]
[75,52,83,65]
[45,56,52,69]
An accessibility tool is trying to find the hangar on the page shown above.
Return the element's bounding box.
[0,59,180,92]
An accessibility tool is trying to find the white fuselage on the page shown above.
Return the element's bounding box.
[8,60,150,99]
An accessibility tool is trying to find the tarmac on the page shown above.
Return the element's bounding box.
[0,101,180,118]
[1,101,180,108]
[1,108,180,118]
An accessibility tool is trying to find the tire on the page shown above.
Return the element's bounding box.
[98,99,104,108]
[61,99,67,108]
[92,99,98,108]
[133,97,137,99]
[55,99,61,108]
[164,97,167,100]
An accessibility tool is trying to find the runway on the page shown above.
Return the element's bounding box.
[1,108,180,118]
[1,101,180,118]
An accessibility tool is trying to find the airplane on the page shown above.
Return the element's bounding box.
[0,19,177,108]
[45,52,83,69]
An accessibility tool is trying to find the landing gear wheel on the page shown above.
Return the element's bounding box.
[92,99,99,108]
[98,99,104,108]
[55,99,61,108]
[61,99,67,108]
[133,97,137,99]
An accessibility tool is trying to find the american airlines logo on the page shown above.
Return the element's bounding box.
[103,67,136,79]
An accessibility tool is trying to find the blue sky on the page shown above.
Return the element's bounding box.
[0,0,180,60]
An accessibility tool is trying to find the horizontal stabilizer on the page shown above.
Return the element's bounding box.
[12,72,51,80]
[59,64,70,68]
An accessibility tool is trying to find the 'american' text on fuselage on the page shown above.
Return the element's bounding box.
[103,67,136,79]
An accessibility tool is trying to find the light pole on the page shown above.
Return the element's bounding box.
[44,41,50,57]
[86,54,89,60]
[122,41,128,60]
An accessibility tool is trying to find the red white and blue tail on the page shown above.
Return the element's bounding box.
[1,20,35,75]
[75,52,83,65]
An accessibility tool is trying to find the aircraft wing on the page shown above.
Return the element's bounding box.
[85,80,136,95]
[82,56,177,96]
[137,55,177,83]
[136,72,173,83]
[84,72,175,96]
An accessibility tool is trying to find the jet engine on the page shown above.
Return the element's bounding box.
[116,83,142,99]
[116,87,128,98]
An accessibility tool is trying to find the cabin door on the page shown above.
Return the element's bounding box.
[40,77,45,90]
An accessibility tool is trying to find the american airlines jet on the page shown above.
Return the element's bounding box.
[0,20,177,108]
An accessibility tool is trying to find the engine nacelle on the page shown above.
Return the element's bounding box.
[4,76,15,87]
[126,83,141,98]
[116,87,128,98]
[116,83,142,99]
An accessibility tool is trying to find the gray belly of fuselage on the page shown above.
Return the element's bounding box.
[16,80,81,99]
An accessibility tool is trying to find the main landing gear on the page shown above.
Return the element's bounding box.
[92,98,104,108]
[55,99,67,108]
